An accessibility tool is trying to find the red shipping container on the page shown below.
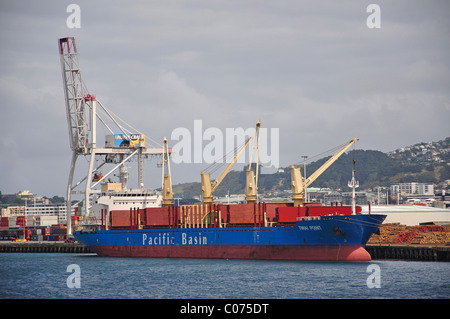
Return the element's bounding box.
[1,217,8,226]
[145,207,170,226]
[307,206,355,216]
[227,204,255,224]
[265,203,291,221]
[276,207,300,223]
[16,216,26,227]
[110,211,132,227]
[53,235,66,241]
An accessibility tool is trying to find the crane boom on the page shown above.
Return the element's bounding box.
[59,37,89,154]
[201,121,260,204]
[201,136,253,204]
[291,137,359,207]
[305,137,359,188]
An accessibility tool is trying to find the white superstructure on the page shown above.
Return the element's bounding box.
[89,188,162,224]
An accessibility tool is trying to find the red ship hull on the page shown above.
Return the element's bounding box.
[87,244,372,261]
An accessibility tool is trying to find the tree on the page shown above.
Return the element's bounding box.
[51,195,66,203]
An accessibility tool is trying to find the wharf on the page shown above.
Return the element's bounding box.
[366,244,450,261]
[0,241,93,254]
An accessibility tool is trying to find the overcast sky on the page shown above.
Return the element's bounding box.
[0,0,449,197]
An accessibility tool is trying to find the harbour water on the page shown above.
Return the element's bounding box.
[1,253,449,299]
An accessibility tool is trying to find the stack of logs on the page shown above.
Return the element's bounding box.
[368,223,450,245]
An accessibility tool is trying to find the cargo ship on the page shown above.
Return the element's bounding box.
[59,37,385,261]
[74,203,385,261]
[73,135,386,262]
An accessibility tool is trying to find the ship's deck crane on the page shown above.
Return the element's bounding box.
[58,37,168,234]
[245,121,261,204]
[201,121,261,204]
[161,137,173,207]
[291,137,359,207]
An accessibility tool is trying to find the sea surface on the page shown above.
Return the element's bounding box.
[0,253,449,299]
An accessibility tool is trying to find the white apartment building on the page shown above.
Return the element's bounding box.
[25,204,69,220]
[390,182,434,196]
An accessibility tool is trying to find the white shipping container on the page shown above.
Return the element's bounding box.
[8,217,17,227]
[26,218,36,227]
[38,216,58,226]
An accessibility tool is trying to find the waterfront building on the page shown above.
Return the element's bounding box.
[390,183,434,196]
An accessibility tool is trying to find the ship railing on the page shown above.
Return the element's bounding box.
[82,216,100,226]
[179,204,223,229]
[296,216,321,222]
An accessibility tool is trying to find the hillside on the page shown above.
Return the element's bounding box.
[298,149,449,190]
[388,137,450,164]
[172,137,450,198]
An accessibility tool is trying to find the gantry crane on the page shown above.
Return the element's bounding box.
[201,121,261,204]
[59,37,168,234]
[290,138,359,207]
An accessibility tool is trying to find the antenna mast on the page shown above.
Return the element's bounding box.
[348,160,359,215]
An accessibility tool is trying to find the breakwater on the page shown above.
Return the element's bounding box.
[0,242,92,253]
[366,244,450,261]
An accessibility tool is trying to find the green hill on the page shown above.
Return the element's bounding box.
[172,138,450,198]
[299,149,447,190]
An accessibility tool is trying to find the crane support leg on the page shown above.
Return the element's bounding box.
[85,149,96,217]
[66,151,77,235]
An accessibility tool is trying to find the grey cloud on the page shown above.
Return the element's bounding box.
[1,0,449,196]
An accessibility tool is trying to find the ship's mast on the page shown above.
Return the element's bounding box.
[348,159,359,215]
[59,37,168,234]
